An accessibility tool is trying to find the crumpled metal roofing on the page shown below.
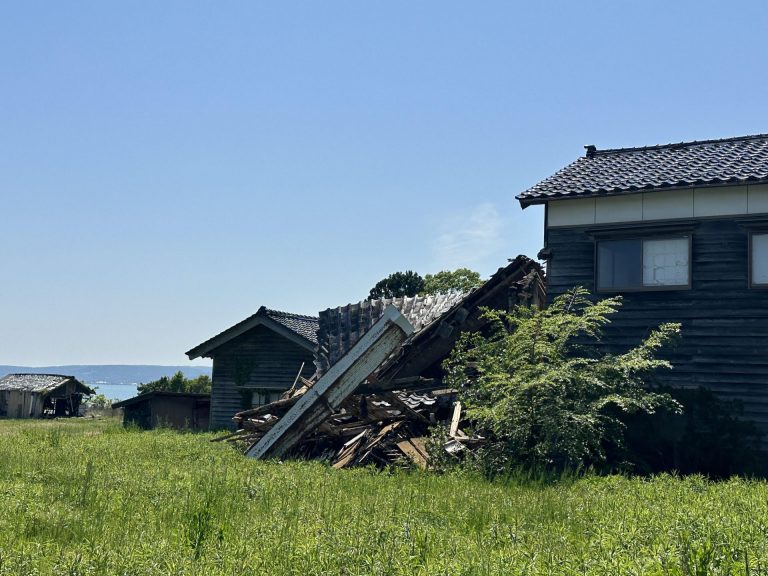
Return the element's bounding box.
[0,373,75,393]
[315,291,467,374]
[517,134,768,206]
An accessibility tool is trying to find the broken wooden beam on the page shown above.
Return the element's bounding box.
[245,305,414,460]
[449,401,462,438]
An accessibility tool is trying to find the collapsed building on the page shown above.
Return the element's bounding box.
[217,255,545,468]
[0,374,94,418]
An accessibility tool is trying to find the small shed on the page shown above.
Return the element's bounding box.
[186,306,318,430]
[112,392,211,430]
[0,374,94,418]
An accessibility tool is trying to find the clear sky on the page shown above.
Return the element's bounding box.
[2,1,766,366]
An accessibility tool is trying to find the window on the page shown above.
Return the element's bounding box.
[252,389,282,406]
[752,233,768,287]
[597,236,690,291]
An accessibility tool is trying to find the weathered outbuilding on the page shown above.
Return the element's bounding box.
[0,374,94,418]
[113,392,210,430]
[186,306,318,430]
[517,133,768,433]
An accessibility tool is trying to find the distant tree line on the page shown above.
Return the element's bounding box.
[368,268,482,300]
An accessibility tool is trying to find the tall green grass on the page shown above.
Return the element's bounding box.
[0,418,767,575]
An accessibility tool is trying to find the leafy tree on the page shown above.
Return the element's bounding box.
[368,270,425,300]
[84,393,112,410]
[424,268,482,294]
[137,371,212,395]
[443,287,681,473]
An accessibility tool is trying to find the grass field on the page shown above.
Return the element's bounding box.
[1,419,768,575]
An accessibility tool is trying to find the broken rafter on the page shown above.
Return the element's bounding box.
[246,306,414,460]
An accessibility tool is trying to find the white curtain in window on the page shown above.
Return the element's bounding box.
[754,234,768,285]
[642,238,689,286]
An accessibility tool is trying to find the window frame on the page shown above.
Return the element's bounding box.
[749,231,768,289]
[594,234,693,293]
[251,389,283,407]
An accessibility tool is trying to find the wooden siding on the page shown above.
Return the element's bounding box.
[209,324,316,430]
[122,396,209,430]
[546,218,768,432]
[0,380,88,418]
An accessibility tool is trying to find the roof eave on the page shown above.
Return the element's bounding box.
[517,178,768,207]
[186,314,316,360]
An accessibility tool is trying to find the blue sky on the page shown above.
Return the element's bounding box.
[2,1,766,365]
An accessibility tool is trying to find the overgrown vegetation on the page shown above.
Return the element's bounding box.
[84,392,112,410]
[2,419,768,575]
[137,370,212,395]
[444,287,682,474]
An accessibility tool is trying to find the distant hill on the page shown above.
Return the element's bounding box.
[0,365,212,386]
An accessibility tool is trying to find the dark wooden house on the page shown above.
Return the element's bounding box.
[0,374,94,418]
[186,306,318,429]
[517,134,768,432]
[113,392,210,430]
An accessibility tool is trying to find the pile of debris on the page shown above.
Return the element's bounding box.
[211,260,545,470]
[216,381,482,469]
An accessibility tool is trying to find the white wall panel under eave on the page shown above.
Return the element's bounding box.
[595,195,642,223]
[642,189,694,220]
[548,198,595,226]
[546,184,768,227]
[748,184,768,214]
[694,186,748,217]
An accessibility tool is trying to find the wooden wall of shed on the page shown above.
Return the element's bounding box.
[151,397,209,430]
[0,390,41,418]
[209,325,316,430]
[546,218,768,433]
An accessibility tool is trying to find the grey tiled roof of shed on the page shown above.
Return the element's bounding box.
[517,134,768,206]
[262,308,319,345]
[0,374,76,393]
[315,291,467,374]
[186,306,319,359]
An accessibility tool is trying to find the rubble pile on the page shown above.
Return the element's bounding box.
[215,381,483,469]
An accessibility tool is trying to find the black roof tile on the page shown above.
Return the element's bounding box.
[186,306,319,359]
[261,308,319,345]
[517,134,768,206]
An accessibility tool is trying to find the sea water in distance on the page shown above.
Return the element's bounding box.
[91,383,139,401]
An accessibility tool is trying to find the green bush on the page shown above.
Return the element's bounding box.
[444,287,681,474]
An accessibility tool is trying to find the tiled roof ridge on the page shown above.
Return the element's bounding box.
[320,290,470,315]
[260,306,319,322]
[591,133,768,156]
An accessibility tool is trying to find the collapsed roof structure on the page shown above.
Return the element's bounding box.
[0,374,94,418]
[220,256,545,468]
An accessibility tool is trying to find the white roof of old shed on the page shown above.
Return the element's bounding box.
[0,373,76,393]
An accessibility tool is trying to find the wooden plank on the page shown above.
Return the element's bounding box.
[332,430,369,469]
[246,306,414,460]
[449,401,462,438]
[396,439,428,469]
[409,437,429,460]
